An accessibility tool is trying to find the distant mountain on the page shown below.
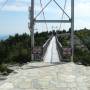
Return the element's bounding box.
[0,35,9,40]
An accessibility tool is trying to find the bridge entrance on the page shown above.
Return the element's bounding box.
[29,0,74,61]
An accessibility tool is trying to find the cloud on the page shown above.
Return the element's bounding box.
[75,1,90,18]
[0,0,6,3]
[3,4,28,12]
[1,0,30,12]
[1,0,90,29]
[74,0,90,29]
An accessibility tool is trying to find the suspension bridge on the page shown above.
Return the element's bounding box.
[29,0,74,62]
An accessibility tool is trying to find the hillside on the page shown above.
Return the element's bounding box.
[0,32,50,75]
[75,28,90,50]
[57,29,90,66]
[0,29,90,75]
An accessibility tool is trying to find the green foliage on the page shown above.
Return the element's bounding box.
[0,33,31,64]
[35,31,49,46]
[74,28,90,66]
[6,47,31,64]
[0,64,13,75]
[75,28,90,50]
[0,42,8,64]
[0,31,50,64]
[74,47,90,66]
[58,35,70,47]
[0,32,50,73]
[57,28,90,66]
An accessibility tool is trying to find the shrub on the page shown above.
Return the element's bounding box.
[74,47,90,66]
[0,64,13,75]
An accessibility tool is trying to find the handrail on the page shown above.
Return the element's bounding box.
[43,37,51,48]
[42,35,53,58]
[56,36,63,61]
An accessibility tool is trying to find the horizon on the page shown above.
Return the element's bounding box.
[0,27,89,37]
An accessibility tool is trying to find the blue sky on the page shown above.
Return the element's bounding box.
[0,0,90,35]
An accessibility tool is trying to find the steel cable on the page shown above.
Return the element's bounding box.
[35,0,52,19]
[59,0,67,30]
[40,0,49,31]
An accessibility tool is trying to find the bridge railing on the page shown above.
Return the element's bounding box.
[33,36,53,61]
[56,36,63,61]
[42,36,53,58]
[33,47,42,61]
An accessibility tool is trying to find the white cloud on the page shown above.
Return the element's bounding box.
[74,0,90,29]
[75,2,90,18]
[1,0,90,29]
[3,4,28,12]
[1,0,30,12]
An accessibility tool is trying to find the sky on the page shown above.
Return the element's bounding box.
[0,0,90,35]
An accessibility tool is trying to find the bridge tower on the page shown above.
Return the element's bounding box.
[29,0,74,62]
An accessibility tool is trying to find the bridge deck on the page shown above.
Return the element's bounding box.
[43,36,60,63]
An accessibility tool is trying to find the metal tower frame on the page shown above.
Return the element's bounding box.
[29,0,74,61]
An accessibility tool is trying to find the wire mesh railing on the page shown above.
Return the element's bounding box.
[56,36,63,61]
[42,36,53,59]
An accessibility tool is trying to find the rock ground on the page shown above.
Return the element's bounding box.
[0,62,90,90]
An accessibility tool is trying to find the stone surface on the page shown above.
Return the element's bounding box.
[0,62,90,90]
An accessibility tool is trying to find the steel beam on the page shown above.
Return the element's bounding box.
[35,20,71,23]
[30,0,34,61]
[71,0,74,62]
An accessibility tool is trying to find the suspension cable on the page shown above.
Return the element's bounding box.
[0,0,8,10]
[59,0,67,30]
[53,0,70,19]
[35,0,52,19]
[40,0,48,31]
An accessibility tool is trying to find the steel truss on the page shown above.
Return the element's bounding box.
[29,0,74,61]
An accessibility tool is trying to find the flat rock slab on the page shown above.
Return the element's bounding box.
[0,62,90,90]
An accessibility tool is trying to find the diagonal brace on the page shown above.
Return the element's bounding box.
[35,0,52,19]
[53,0,70,19]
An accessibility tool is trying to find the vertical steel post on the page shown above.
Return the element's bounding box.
[71,0,74,62]
[30,0,34,61]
